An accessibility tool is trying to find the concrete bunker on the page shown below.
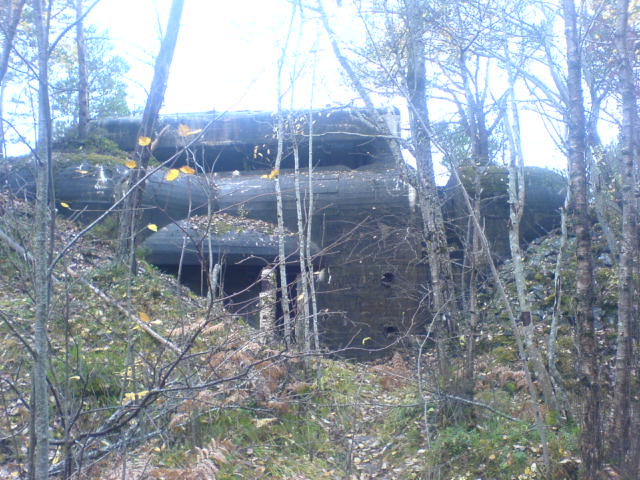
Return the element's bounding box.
[95,107,428,356]
[1,106,566,357]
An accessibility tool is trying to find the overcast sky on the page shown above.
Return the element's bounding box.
[91,0,354,113]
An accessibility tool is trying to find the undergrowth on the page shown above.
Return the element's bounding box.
[0,191,585,479]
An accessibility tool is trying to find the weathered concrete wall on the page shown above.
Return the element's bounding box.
[95,107,400,172]
[1,107,566,357]
[443,166,567,260]
[0,153,211,229]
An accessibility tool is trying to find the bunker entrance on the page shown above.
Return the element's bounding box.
[156,263,301,332]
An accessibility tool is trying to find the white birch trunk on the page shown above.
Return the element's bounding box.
[503,48,558,413]
[33,1,52,476]
[259,267,277,344]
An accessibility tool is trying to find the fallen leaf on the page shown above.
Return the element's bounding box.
[255,417,278,428]
[203,322,225,334]
[179,165,196,175]
[210,450,228,463]
[123,390,149,403]
[164,168,180,181]
[138,136,151,147]
[139,311,151,323]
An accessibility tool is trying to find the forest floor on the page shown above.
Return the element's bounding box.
[0,192,584,479]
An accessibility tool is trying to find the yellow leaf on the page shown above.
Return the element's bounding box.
[179,165,196,175]
[362,337,372,345]
[69,376,81,381]
[138,136,152,146]
[164,168,180,181]
[124,159,138,169]
[267,169,280,179]
[123,390,149,403]
[255,417,278,428]
[147,223,158,232]
[177,123,203,137]
[75,169,89,174]
[139,311,151,323]
[60,202,70,208]
[177,124,191,137]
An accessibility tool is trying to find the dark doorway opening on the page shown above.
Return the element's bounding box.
[155,262,301,332]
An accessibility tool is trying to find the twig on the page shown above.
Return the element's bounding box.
[431,392,521,422]
[0,225,179,354]
[0,309,36,358]
[66,266,181,354]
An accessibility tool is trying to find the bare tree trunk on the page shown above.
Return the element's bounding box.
[503,55,558,414]
[32,1,53,477]
[116,0,184,271]
[458,52,490,166]
[609,0,637,471]
[404,0,458,387]
[306,106,320,355]
[317,0,457,388]
[548,192,572,417]
[273,115,292,345]
[75,0,90,141]
[586,96,619,260]
[292,140,311,355]
[316,0,411,183]
[0,82,5,159]
[462,202,480,399]
[561,1,602,476]
[259,267,277,343]
[0,0,25,160]
[452,167,552,476]
[0,0,26,85]
[272,4,299,346]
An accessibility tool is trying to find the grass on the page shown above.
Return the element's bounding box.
[0,190,590,479]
